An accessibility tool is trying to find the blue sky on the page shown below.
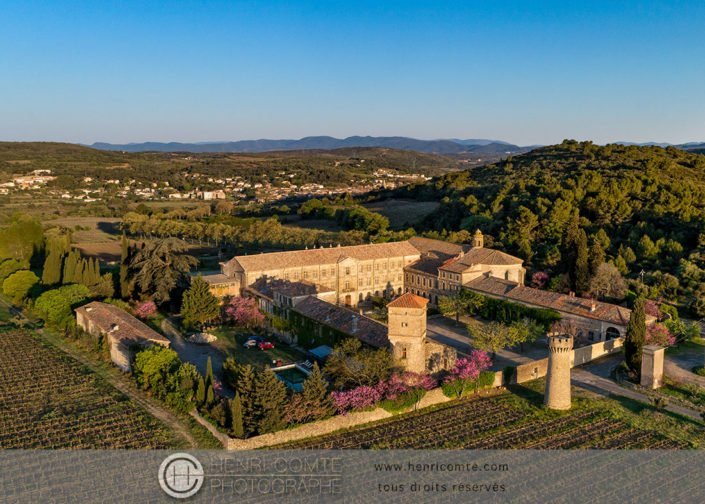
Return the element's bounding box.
[1,1,704,145]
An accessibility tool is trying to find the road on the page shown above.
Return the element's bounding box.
[0,296,197,448]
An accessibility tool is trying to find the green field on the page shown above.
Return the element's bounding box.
[362,199,440,227]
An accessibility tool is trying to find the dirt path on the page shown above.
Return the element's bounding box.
[0,296,197,448]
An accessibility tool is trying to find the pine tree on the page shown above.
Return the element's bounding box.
[574,229,590,296]
[254,367,288,434]
[230,393,245,439]
[625,298,647,376]
[236,364,258,436]
[42,241,64,285]
[181,275,221,330]
[302,363,335,420]
[195,376,206,405]
[120,232,131,299]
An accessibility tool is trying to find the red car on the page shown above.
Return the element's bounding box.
[258,341,275,350]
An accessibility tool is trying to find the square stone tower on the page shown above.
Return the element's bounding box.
[387,293,429,373]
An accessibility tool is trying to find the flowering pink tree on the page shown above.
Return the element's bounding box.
[133,301,157,319]
[531,271,550,289]
[443,350,492,398]
[222,297,265,328]
[646,324,675,347]
[331,372,437,415]
[644,300,663,321]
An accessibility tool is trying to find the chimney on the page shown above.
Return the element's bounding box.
[351,315,358,334]
[590,300,596,312]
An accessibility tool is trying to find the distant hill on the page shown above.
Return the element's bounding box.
[88,136,532,155]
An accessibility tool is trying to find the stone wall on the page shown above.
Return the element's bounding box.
[513,337,624,383]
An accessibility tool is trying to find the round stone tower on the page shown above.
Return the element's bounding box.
[544,333,573,410]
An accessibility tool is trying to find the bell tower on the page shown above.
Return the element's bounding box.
[472,229,484,248]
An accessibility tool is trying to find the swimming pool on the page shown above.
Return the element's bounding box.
[271,364,311,392]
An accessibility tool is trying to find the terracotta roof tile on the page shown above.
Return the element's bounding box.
[387,293,429,309]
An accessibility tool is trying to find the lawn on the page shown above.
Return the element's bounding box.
[208,326,309,370]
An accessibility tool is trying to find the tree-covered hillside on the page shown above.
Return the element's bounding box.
[396,140,705,313]
[0,142,458,191]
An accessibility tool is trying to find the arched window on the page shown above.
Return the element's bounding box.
[605,327,621,340]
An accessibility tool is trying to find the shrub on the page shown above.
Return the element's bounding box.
[693,366,705,377]
[379,389,427,414]
[133,346,199,412]
[2,270,39,304]
[34,284,90,330]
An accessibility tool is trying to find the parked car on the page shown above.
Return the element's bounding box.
[242,335,265,348]
[258,341,275,350]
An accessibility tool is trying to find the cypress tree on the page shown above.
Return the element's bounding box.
[206,356,213,389]
[62,250,79,284]
[181,275,221,330]
[254,367,288,434]
[625,298,647,376]
[230,392,245,439]
[120,233,131,299]
[42,241,64,285]
[195,376,206,405]
[205,383,215,406]
[302,363,335,420]
[236,364,258,436]
[588,238,606,277]
[574,229,590,296]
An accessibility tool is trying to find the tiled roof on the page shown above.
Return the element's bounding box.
[249,277,334,299]
[387,293,429,309]
[75,301,171,347]
[225,241,421,272]
[293,297,389,348]
[440,247,523,273]
[201,273,237,285]
[464,275,631,326]
[405,256,445,276]
[407,236,467,259]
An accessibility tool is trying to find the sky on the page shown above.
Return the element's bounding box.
[1,0,704,146]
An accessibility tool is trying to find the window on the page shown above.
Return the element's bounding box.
[345,267,350,275]
[401,322,408,328]
[588,331,594,341]
[367,265,371,272]
[294,272,299,279]
[322,270,326,278]
[330,268,335,276]
[303,271,308,279]
[345,280,350,290]
[285,273,289,280]
[401,347,407,359]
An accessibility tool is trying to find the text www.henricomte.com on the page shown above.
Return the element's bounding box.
[374,462,509,472]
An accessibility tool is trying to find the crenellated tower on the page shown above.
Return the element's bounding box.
[544,333,573,410]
